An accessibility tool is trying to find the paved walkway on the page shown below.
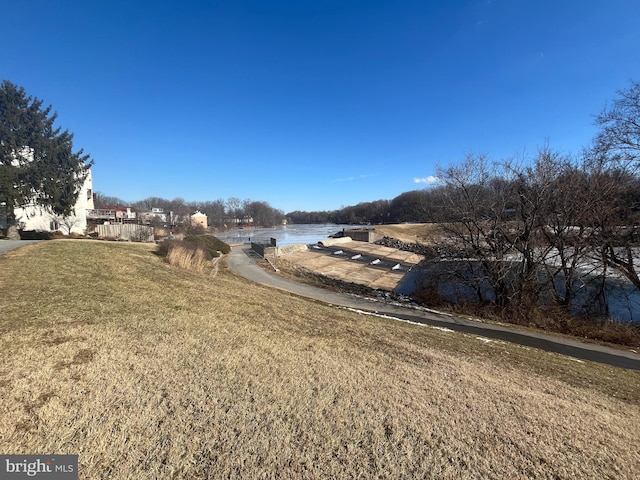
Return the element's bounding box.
[227,245,640,370]
[0,239,42,256]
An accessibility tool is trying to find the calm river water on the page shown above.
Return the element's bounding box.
[214,224,352,246]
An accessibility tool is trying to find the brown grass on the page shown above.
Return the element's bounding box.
[166,243,210,273]
[1,241,639,479]
[375,223,445,244]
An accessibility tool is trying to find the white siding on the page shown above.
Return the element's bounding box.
[14,170,95,235]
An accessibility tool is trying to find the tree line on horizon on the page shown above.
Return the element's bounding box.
[94,191,435,228]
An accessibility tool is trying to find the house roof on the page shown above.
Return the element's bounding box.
[101,205,132,211]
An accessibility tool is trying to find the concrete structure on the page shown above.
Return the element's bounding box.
[343,228,382,243]
[13,169,95,235]
[191,211,208,229]
[267,239,425,294]
[318,237,354,247]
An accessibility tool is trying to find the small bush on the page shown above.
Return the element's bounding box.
[187,224,206,236]
[157,238,215,273]
[184,235,231,257]
[166,244,210,273]
[129,227,154,243]
[156,239,178,258]
[19,230,53,240]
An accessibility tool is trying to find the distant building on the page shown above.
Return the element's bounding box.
[191,211,208,229]
[86,205,136,225]
[228,216,254,226]
[138,208,168,225]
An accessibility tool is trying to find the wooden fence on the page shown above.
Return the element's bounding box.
[93,224,155,242]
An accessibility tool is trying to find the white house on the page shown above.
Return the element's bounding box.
[13,169,95,235]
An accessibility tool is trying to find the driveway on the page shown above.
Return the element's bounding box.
[227,245,640,370]
[0,239,42,256]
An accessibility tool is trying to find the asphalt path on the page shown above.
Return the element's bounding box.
[0,239,42,256]
[227,245,640,371]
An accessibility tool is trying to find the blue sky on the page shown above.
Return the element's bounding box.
[3,0,640,213]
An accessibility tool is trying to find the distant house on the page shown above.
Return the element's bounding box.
[191,211,208,229]
[228,216,254,226]
[138,208,168,225]
[86,205,136,225]
[13,169,95,235]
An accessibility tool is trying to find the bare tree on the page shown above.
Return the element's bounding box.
[244,200,284,227]
[196,199,226,229]
[591,80,640,171]
[226,197,244,224]
[434,148,613,318]
[589,81,640,294]
[510,149,598,312]
[93,192,128,208]
[591,170,640,290]
[58,214,84,235]
[436,154,520,308]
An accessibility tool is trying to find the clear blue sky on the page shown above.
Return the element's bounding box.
[4,0,640,213]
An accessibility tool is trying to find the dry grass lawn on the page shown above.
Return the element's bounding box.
[1,240,639,479]
[374,223,444,244]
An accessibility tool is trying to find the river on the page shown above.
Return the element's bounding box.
[214,223,352,246]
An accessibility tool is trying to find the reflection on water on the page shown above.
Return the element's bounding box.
[214,224,352,246]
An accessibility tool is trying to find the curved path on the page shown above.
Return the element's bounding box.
[227,245,640,371]
[0,239,42,256]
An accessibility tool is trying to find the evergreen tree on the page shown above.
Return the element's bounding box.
[0,80,92,225]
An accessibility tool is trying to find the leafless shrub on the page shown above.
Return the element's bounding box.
[166,243,209,273]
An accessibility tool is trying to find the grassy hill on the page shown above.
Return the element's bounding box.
[1,240,639,478]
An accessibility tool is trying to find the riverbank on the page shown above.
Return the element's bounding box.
[229,245,640,370]
[242,223,640,348]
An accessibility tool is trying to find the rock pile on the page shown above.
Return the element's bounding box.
[374,236,437,258]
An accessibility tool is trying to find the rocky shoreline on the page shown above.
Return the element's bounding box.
[374,236,436,257]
